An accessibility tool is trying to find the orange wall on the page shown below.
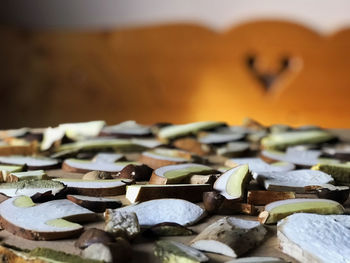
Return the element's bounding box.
[1,20,350,128]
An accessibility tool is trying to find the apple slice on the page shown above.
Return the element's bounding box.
[53,178,132,196]
[155,240,209,263]
[139,148,193,169]
[0,179,65,197]
[0,155,59,170]
[149,163,217,184]
[213,164,251,200]
[157,121,225,142]
[126,184,212,203]
[112,199,205,226]
[62,158,137,173]
[256,169,334,193]
[278,213,350,263]
[258,198,344,224]
[261,130,335,150]
[0,195,96,240]
[67,195,122,212]
[190,217,266,258]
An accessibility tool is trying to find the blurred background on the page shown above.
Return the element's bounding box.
[1,0,350,128]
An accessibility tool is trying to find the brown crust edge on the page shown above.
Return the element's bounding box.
[0,216,83,241]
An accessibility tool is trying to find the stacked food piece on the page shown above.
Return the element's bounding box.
[0,119,349,263]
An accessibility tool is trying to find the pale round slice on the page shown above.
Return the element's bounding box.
[256,169,334,193]
[0,196,96,240]
[62,159,137,173]
[53,178,131,196]
[0,156,59,170]
[114,199,205,226]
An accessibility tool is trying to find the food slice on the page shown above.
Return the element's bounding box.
[62,158,137,173]
[104,210,140,240]
[213,164,251,200]
[226,257,286,263]
[113,199,205,226]
[172,137,211,156]
[0,164,23,172]
[312,162,350,184]
[216,142,250,157]
[6,170,48,182]
[143,222,195,237]
[203,192,257,216]
[53,178,132,196]
[261,130,335,150]
[126,184,212,203]
[198,132,244,145]
[139,148,193,169]
[247,190,295,206]
[190,217,266,258]
[258,198,344,224]
[278,213,350,263]
[158,121,225,142]
[67,195,122,212]
[0,245,102,263]
[92,153,124,163]
[261,148,337,167]
[101,120,152,137]
[57,138,148,152]
[226,157,295,178]
[75,228,115,249]
[155,240,209,263]
[82,239,132,263]
[149,163,216,184]
[256,169,334,193]
[0,155,59,170]
[58,120,106,141]
[0,195,96,240]
[0,140,38,156]
[0,179,65,197]
[117,164,153,181]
